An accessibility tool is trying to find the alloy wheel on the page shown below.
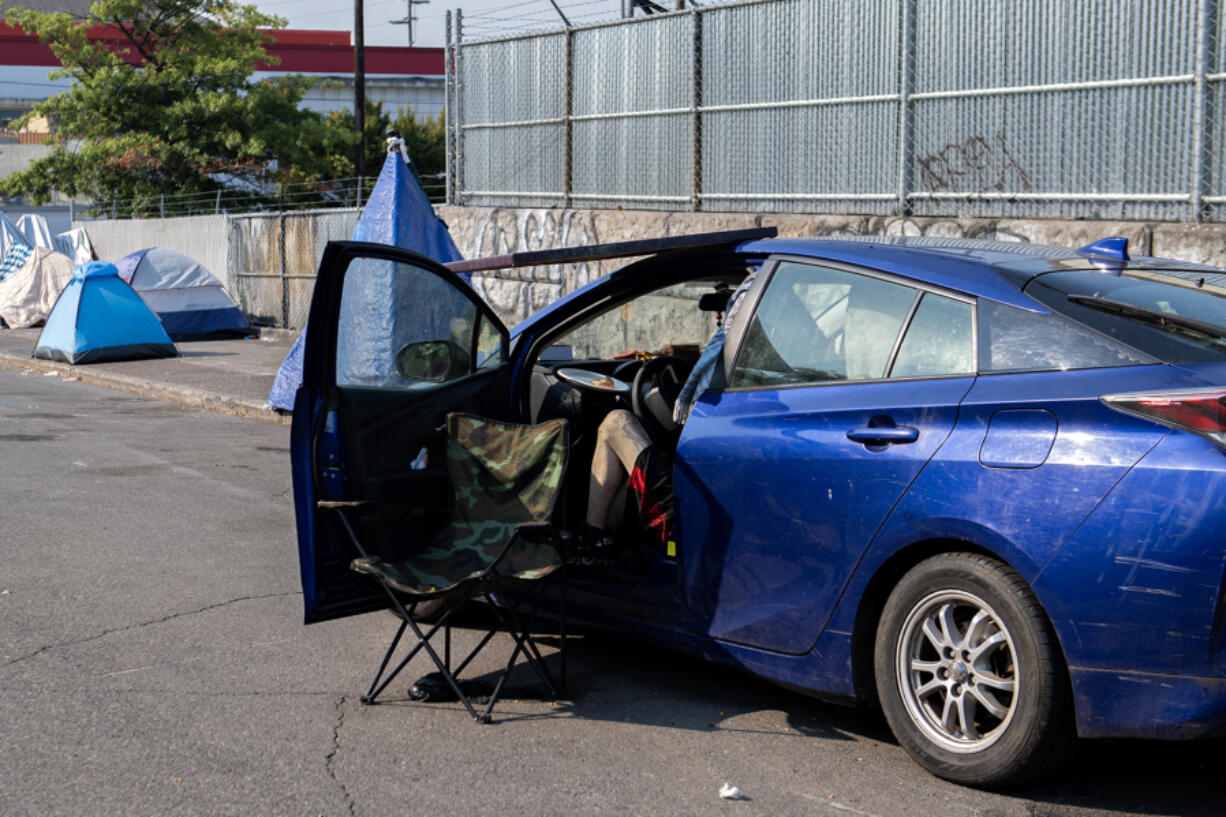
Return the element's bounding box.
[895,589,1019,753]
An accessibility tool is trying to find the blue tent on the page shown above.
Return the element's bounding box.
[34,262,177,364]
[267,144,463,410]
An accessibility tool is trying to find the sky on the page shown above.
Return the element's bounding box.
[252,0,638,49]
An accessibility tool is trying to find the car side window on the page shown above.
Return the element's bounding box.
[890,292,974,378]
[978,300,1153,373]
[336,256,503,389]
[731,261,918,387]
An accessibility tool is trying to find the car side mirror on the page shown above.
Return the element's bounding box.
[395,339,469,382]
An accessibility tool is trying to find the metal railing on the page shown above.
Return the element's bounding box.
[446,0,1226,223]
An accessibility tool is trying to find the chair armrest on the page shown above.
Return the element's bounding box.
[317,500,372,510]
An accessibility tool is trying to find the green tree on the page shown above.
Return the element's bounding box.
[292,98,395,182]
[305,101,447,201]
[0,0,329,209]
[391,107,445,179]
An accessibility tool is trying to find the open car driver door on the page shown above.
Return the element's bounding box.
[292,241,512,624]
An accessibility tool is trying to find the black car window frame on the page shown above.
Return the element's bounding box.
[725,255,979,392]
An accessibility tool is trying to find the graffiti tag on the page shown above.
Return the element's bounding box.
[917,132,1032,194]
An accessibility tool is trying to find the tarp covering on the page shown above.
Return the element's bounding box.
[115,247,253,340]
[34,261,178,364]
[0,242,33,282]
[0,213,94,269]
[267,143,464,410]
[0,211,27,258]
[0,247,75,328]
[53,227,96,266]
[16,214,54,250]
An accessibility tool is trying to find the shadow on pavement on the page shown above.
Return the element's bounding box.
[374,618,1224,814]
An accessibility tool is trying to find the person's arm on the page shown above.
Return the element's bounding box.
[672,269,760,425]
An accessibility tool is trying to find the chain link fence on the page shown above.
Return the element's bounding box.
[81,207,363,330]
[447,0,1226,223]
[228,208,361,329]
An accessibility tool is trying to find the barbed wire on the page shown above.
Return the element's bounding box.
[72,175,446,221]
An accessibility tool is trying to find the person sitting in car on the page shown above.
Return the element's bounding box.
[576,269,759,565]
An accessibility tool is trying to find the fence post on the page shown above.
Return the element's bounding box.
[215,188,222,215]
[896,0,917,217]
[160,194,165,219]
[279,184,289,329]
[563,27,574,210]
[691,7,703,211]
[445,10,454,206]
[455,9,465,205]
[1192,0,1213,222]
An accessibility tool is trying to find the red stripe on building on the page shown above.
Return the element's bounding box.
[0,22,442,75]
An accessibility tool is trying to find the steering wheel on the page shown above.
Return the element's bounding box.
[631,356,682,430]
[554,366,632,395]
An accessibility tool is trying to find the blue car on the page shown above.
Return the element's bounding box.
[292,230,1226,788]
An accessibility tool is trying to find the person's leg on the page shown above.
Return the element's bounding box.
[587,409,652,531]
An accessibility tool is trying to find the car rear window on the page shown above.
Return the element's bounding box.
[978,300,1153,373]
[1024,270,1226,363]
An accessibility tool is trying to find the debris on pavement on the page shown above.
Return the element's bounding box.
[718,783,743,800]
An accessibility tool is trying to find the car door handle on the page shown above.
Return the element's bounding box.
[846,425,919,445]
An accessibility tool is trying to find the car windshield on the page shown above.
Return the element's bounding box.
[1024,269,1226,362]
[552,274,746,360]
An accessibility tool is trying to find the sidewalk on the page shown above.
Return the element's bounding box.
[0,327,297,425]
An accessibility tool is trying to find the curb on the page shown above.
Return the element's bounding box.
[0,351,292,426]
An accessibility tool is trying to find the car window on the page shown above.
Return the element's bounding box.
[731,261,918,387]
[1025,270,1226,363]
[978,300,1153,373]
[552,277,742,360]
[890,293,974,378]
[336,256,502,388]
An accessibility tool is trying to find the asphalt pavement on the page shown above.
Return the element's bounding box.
[0,326,297,425]
[1,334,1224,816]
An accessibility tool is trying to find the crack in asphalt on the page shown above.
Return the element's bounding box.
[0,591,302,668]
[326,694,358,817]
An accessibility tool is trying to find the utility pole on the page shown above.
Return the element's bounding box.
[390,0,429,47]
[354,0,366,188]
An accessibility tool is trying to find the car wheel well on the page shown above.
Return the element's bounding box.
[850,539,999,707]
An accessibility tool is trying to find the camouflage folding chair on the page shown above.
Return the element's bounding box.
[321,413,570,723]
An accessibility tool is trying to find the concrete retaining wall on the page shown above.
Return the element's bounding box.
[437,206,1226,326]
[74,206,1226,329]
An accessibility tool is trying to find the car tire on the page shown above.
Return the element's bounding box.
[874,552,1076,788]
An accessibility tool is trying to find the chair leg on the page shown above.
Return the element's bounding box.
[362,618,408,703]
[364,593,467,705]
[479,582,560,716]
[323,504,505,720]
[559,562,568,698]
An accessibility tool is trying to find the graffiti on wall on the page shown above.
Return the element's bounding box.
[917,132,1033,194]
[461,208,604,324]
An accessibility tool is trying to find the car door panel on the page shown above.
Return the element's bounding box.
[676,377,972,654]
[292,241,511,624]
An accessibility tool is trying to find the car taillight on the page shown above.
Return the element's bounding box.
[1102,388,1226,448]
